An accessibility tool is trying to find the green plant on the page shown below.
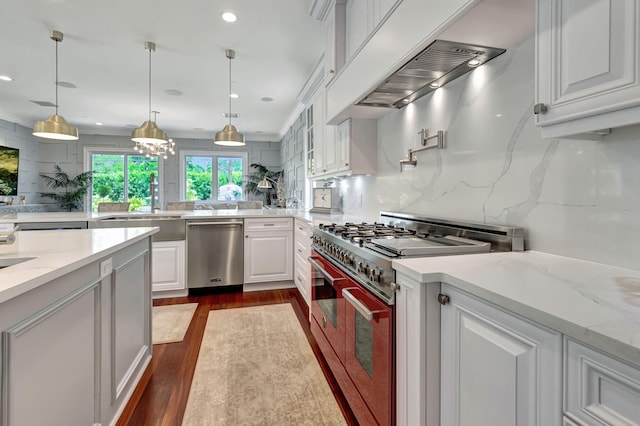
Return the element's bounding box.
[40,165,93,212]
[244,163,283,206]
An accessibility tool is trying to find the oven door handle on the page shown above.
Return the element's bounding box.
[308,256,345,286]
[342,288,382,321]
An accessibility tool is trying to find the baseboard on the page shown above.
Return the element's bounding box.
[243,280,296,292]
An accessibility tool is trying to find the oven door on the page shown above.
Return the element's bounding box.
[309,251,347,363]
[343,286,394,426]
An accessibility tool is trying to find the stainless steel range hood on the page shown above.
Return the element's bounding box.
[356,39,505,109]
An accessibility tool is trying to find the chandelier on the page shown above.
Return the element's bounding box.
[131,41,175,159]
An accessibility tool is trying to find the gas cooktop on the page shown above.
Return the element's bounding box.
[311,212,525,304]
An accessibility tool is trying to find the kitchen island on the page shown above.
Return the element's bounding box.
[0,227,157,426]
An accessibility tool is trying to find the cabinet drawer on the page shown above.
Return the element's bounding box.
[294,256,311,306]
[565,338,640,426]
[294,237,311,260]
[244,218,292,232]
[294,219,312,238]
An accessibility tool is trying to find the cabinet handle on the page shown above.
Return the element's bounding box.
[297,248,303,253]
[533,103,547,114]
[263,223,275,226]
[437,293,450,305]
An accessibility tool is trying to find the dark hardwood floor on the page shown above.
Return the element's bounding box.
[117,288,358,426]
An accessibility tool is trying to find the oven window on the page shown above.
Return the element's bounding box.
[315,276,338,327]
[354,311,374,377]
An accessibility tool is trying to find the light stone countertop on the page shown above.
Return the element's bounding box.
[0,227,158,304]
[393,251,640,368]
[0,209,375,226]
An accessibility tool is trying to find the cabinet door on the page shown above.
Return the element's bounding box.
[336,118,351,173]
[536,0,640,137]
[565,338,640,425]
[313,91,326,175]
[244,231,293,283]
[152,240,185,292]
[440,284,562,426]
[346,0,368,60]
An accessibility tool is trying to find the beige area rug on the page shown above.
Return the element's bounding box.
[152,303,198,344]
[182,303,347,426]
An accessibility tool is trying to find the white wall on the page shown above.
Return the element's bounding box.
[337,36,640,270]
[0,123,281,209]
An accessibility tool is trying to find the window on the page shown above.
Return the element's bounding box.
[180,151,247,201]
[87,149,161,212]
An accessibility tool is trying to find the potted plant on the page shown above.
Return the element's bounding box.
[39,165,93,212]
[244,163,283,206]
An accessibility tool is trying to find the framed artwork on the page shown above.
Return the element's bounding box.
[0,145,19,196]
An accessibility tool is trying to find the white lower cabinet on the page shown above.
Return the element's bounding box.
[564,337,640,426]
[151,240,185,294]
[440,284,562,426]
[293,219,312,310]
[244,218,293,285]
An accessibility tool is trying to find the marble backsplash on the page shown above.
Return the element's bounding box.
[336,36,640,271]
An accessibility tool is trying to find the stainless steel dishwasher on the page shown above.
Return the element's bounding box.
[186,218,243,289]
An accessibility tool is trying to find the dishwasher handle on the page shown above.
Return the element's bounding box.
[188,221,243,226]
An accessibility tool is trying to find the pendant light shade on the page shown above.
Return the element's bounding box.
[131,41,175,159]
[33,30,79,141]
[214,49,245,146]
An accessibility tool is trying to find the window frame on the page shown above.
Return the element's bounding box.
[83,147,165,212]
[179,150,248,202]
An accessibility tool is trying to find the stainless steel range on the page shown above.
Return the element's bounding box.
[311,211,525,305]
[309,211,524,425]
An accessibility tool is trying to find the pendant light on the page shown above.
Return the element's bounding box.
[214,49,245,146]
[33,30,79,141]
[131,41,175,159]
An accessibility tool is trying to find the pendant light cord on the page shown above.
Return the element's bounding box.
[228,54,232,125]
[55,39,59,115]
[148,46,152,122]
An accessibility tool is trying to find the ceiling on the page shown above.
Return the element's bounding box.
[0,0,324,142]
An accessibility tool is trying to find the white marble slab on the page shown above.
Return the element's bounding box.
[0,209,372,226]
[393,251,640,368]
[0,227,157,304]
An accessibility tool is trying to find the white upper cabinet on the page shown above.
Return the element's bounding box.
[535,0,640,138]
[346,0,398,60]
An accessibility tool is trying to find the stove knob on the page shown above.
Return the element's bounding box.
[345,255,353,266]
[369,268,377,281]
[363,264,370,276]
[357,262,364,273]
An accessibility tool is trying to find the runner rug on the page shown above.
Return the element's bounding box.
[182,303,346,425]
[152,303,198,345]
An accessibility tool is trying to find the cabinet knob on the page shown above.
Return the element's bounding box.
[245,235,249,238]
[329,69,335,74]
[533,103,547,114]
[437,293,450,305]
[345,163,349,166]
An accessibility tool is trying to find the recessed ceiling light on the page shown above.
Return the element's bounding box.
[165,89,183,96]
[468,59,481,67]
[229,93,239,99]
[56,81,76,88]
[96,122,103,126]
[222,12,237,22]
[429,82,440,88]
[261,97,273,102]
[0,75,13,82]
